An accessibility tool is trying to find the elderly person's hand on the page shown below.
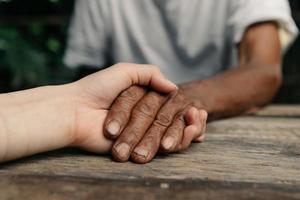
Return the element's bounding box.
[104,85,207,164]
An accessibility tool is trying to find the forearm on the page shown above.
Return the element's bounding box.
[180,63,282,120]
[0,85,76,163]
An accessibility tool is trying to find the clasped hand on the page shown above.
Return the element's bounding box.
[0,63,207,163]
[104,86,207,164]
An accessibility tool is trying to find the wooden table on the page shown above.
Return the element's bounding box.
[1,105,300,200]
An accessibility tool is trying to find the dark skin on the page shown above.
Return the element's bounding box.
[105,88,207,162]
[104,22,282,164]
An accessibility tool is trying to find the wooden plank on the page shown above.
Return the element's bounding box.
[0,115,299,199]
[0,175,299,200]
[255,105,300,117]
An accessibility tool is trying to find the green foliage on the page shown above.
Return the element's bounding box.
[0,27,48,88]
[47,37,61,53]
[0,24,77,91]
[0,0,75,92]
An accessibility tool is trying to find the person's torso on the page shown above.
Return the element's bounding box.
[103,0,237,83]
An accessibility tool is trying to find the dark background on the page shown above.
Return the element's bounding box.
[0,0,299,103]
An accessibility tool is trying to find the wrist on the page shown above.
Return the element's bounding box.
[24,84,81,155]
[48,83,80,148]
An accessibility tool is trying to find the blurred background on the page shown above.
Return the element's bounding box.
[0,0,299,103]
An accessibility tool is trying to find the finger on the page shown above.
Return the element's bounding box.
[193,109,208,142]
[104,86,145,139]
[160,105,196,153]
[112,91,167,162]
[131,91,189,163]
[178,109,207,151]
[178,125,198,151]
[184,107,199,126]
[131,122,166,164]
[185,108,208,138]
[76,63,177,110]
[160,112,186,153]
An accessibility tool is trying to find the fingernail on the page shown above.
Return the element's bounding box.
[107,121,120,136]
[133,147,148,159]
[164,79,178,89]
[163,136,175,150]
[115,143,130,158]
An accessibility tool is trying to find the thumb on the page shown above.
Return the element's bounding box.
[77,63,177,107]
[115,63,177,93]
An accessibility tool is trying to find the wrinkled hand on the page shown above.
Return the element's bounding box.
[104,86,207,164]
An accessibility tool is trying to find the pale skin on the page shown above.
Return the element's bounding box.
[0,63,203,163]
[105,22,282,164]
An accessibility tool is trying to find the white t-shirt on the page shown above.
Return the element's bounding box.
[64,0,298,84]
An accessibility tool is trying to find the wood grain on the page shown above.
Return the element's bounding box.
[255,105,300,117]
[0,105,300,199]
[0,175,299,200]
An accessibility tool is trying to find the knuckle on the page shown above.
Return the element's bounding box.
[113,89,144,112]
[155,112,173,127]
[132,92,165,119]
[148,91,165,101]
[119,86,142,100]
[112,99,133,113]
[133,103,155,119]
[153,120,168,129]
